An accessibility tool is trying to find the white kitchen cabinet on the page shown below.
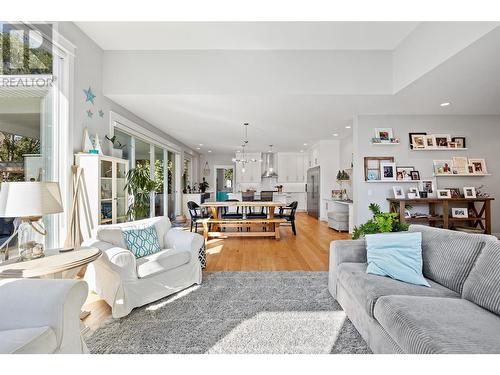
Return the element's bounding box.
[235,152,262,184]
[286,192,307,211]
[75,153,129,240]
[308,144,320,168]
[277,153,307,183]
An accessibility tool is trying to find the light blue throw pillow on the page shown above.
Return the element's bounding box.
[366,232,430,287]
[122,225,161,259]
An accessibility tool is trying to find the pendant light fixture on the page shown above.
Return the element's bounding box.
[232,123,261,173]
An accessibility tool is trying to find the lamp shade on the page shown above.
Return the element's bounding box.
[0,182,63,217]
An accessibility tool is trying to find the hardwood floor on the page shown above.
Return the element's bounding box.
[82,212,350,330]
[204,212,350,271]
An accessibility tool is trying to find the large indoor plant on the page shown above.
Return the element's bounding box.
[125,164,157,220]
[352,203,409,239]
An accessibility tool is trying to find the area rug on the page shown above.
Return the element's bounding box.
[86,272,371,354]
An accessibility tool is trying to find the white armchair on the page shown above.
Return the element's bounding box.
[0,278,88,354]
[84,216,204,318]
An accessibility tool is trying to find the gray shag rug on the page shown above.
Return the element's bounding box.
[86,272,371,354]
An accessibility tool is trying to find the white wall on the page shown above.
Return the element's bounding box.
[339,135,353,199]
[57,22,197,158]
[199,153,235,192]
[318,140,341,220]
[352,115,500,234]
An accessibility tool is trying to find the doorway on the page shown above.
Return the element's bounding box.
[214,165,234,201]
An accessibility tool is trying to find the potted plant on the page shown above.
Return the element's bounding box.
[352,203,409,239]
[105,135,126,159]
[124,165,156,220]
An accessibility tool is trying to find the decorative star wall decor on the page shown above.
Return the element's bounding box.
[98,109,104,118]
[86,109,93,118]
[83,87,96,104]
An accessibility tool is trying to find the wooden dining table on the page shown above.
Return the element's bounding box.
[199,201,287,240]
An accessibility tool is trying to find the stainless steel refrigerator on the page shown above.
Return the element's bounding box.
[307,166,320,218]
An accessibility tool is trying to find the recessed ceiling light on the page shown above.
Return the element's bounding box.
[199,143,204,146]
[196,147,201,150]
[303,143,308,146]
[440,102,451,107]
[345,125,351,129]
[333,133,339,137]
[300,150,304,153]
[208,150,212,153]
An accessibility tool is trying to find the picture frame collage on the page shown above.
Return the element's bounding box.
[433,157,488,175]
[409,132,466,150]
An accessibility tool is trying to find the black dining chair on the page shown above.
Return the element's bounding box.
[222,199,243,219]
[187,201,210,232]
[277,201,298,235]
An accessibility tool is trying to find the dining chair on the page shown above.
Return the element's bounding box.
[187,201,210,232]
[222,199,243,219]
[277,201,298,235]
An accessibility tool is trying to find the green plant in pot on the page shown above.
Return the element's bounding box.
[352,203,409,240]
[125,164,157,220]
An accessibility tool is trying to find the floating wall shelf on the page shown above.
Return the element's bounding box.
[434,174,491,177]
[371,143,400,146]
[366,180,420,183]
[411,148,468,151]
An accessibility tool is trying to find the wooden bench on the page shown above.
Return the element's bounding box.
[200,218,287,241]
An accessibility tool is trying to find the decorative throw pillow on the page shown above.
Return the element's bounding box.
[122,225,161,258]
[462,240,500,315]
[366,232,430,287]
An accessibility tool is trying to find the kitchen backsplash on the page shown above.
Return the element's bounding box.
[238,182,306,193]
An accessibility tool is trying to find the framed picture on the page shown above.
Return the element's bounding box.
[364,156,394,181]
[433,160,453,175]
[410,171,420,180]
[437,189,452,199]
[374,128,394,142]
[447,187,462,198]
[411,134,426,149]
[367,170,380,181]
[393,186,405,199]
[452,208,468,218]
[448,142,457,149]
[452,157,469,174]
[331,190,343,199]
[408,187,419,199]
[380,162,396,181]
[468,158,487,174]
[419,179,435,197]
[396,166,414,181]
[468,164,475,174]
[425,135,436,148]
[452,137,466,149]
[463,187,477,199]
[434,134,452,148]
[408,132,426,149]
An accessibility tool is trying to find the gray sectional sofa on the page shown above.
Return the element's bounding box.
[328,224,500,354]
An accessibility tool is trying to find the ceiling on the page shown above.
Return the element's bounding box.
[76,22,419,50]
[77,22,500,154]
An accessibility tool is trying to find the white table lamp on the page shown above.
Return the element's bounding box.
[0,182,63,260]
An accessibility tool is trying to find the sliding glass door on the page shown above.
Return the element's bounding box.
[167,150,176,220]
[112,126,180,221]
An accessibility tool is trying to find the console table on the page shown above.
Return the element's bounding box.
[387,197,494,234]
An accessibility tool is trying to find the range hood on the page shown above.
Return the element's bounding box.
[261,152,278,178]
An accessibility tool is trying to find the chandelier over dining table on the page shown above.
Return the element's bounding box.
[232,123,262,173]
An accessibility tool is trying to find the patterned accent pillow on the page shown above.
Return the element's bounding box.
[122,225,162,258]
